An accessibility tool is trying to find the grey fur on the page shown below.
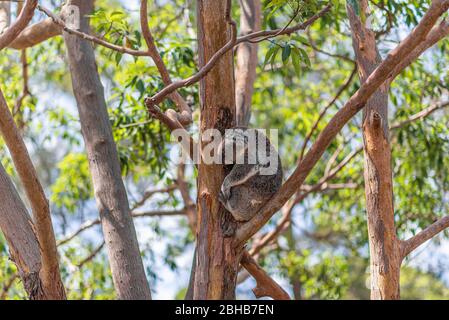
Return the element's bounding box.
[218,128,283,222]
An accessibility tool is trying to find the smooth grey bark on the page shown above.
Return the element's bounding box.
[62,0,151,300]
[235,0,261,127]
[0,164,44,299]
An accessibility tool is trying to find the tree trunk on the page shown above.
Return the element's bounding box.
[62,0,151,300]
[347,0,401,300]
[0,0,65,300]
[0,88,66,299]
[0,164,45,300]
[194,0,241,299]
[235,0,261,127]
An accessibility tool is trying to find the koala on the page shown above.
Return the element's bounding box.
[218,127,283,222]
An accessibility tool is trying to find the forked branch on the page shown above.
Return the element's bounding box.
[234,0,449,247]
[0,0,37,50]
[145,2,332,108]
[240,251,290,300]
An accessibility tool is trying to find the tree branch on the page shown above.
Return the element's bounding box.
[299,66,357,161]
[77,242,106,269]
[249,200,294,257]
[249,147,360,256]
[140,0,192,125]
[235,0,261,127]
[0,0,36,50]
[305,29,356,64]
[234,0,449,247]
[8,18,61,50]
[57,209,187,246]
[0,1,10,33]
[0,273,18,300]
[0,163,43,299]
[388,18,449,84]
[237,3,332,43]
[301,182,359,192]
[240,251,290,300]
[13,48,30,129]
[38,4,149,56]
[0,87,66,299]
[390,100,449,130]
[131,185,178,210]
[401,216,449,259]
[145,2,332,108]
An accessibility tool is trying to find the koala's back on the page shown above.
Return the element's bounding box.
[226,163,282,221]
[219,127,283,222]
[227,184,261,221]
[251,154,283,196]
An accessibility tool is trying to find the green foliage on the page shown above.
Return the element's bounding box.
[265,0,330,21]
[400,267,449,300]
[60,243,116,300]
[263,36,311,75]
[280,250,350,299]
[253,0,449,301]
[51,153,93,213]
[90,8,142,65]
[0,235,26,300]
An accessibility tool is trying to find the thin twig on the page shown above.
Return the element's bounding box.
[77,242,105,268]
[0,273,19,300]
[131,185,178,210]
[390,100,449,130]
[145,3,332,107]
[299,66,357,162]
[57,209,186,246]
[140,0,192,125]
[235,0,449,247]
[401,216,449,259]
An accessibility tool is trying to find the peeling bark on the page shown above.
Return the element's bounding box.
[347,1,400,300]
[194,0,241,300]
[0,164,45,300]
